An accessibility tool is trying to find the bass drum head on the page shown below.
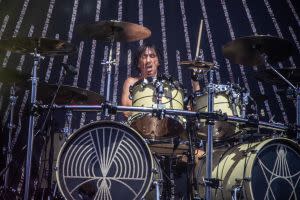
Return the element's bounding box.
[196,138,300,199]
[56,121,154,200]
[250,138,300,199]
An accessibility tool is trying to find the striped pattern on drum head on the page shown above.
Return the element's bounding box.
[56,121,153,200]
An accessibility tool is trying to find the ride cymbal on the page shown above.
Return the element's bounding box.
[222,35,295,66]
[0,37,76,56]
[77,20,151,42]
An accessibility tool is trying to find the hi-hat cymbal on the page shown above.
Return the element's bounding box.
[77,20,151,42]
[253,68,300,85]
[0,68,30,85]
[222,35,295,66]
[37,84,104,105]
[180,60,215,71]
[0,37,76,56]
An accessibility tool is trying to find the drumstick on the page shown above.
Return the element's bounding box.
[195,19,203,59]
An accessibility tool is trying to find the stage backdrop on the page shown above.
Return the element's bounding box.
[0,0,299,195]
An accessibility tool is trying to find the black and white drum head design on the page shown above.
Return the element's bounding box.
[251,139,300,199]
[56,121,153,200]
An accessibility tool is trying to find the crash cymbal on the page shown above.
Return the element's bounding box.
[77,20,151,42]
[0,68,30,85]
[253,68,300,85]
[0,37,76,56]
[222,35,295,66]
[37,84,104,105]
[180,60,215,71]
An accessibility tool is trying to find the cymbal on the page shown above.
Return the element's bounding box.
[0,68,30,85]
[37,84,104,105]
[77,20,151,42]
[0,37,76,56]
[179,60,215,71]
[222,35,295,66]
[253,68,300,85]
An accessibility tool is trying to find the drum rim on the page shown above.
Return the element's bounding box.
[130,76,184,91]
[128,113,187,140]
[56,120,154,200]
[128,112,186,125]
[193,84,231,95]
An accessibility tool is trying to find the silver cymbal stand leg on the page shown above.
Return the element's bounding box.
[153,180,161,200]
[205,69,215,200]
[4,86,17,188]
[152,165,162,200]
[24,52,41,200]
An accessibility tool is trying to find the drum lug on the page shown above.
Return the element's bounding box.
[203,178,222,189]
[235,177,251,183]
[144,138,150,144]
[129,85,133,100]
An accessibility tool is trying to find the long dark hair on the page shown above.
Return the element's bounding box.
[132,43,162,72]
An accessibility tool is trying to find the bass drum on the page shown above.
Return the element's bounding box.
[195,138,300,199]
[56,121,155,200]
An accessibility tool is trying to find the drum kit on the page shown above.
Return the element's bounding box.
[0,20,299,200]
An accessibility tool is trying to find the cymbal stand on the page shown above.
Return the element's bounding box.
[185,119,197,199]
[3,85,17,188]
[155,78,165,119]
[152,180,161,200]
[101,39,116,118]
[241,89,250,118]
[205,68,215,200]
[262,54,300,140]
[63,110,73,138]
[227,85,240,116]
[24,50,41,200]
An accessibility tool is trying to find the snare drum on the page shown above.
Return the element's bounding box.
[195,138,300,199]
[128,77,186,140]
[56,121,157,200]
[193,84,241,141]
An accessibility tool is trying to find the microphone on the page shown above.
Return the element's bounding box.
[61,63,78,75]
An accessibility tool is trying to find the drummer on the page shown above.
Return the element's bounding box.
[121,43,201,117]
[121,43,160,117]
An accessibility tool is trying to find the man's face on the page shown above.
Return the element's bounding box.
[137,47,159,78]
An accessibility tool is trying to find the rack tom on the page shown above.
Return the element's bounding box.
[128,77,186,141]
[192,84,241,141]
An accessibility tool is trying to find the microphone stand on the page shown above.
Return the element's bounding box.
[36,66,66,138]
[34,65,69,199]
